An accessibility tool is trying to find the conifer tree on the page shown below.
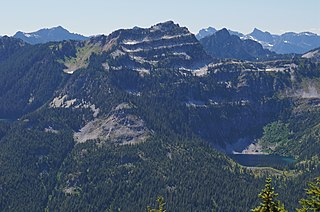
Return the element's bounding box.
[147,196,166,212]
[297,177,320,212]
[251,178,287,212]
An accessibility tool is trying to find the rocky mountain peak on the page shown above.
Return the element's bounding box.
[200,28,274,61]
[151,21,182,31]
[196,27,217,40]
[249,28,274,43]
[52,25,66,30]
[252,28,263,34]
[107,21,211,72]
[215,28,231,39]
[61,21,212,75]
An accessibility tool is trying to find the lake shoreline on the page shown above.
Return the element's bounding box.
[229,154,296,168]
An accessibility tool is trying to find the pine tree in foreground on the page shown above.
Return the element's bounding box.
[147,196,166,212]
[251,178,287,212]
[297,177,320,212]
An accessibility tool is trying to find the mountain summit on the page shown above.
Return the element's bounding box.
[248,28,276,44]
[60,21,212,74]
[196,27,217,40]
[13,26,88,44]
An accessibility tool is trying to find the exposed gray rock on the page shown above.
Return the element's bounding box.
[74,103,151,145]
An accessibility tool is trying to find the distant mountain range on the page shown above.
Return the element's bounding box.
[199,28,275,61]
[13,26,88,44]
[9,25,320,55]
[196,27,244,40]
[197,27,320,54]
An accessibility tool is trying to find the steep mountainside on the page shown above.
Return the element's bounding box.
[0,41,69,118]
[13,26,88,44]
[199,28,275,61]
[0,36,27,62]
[1,21,320,211]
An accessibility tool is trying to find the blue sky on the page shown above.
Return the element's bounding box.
[2,0,320,36]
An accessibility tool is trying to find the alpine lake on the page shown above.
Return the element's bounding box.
[229,154,296,168]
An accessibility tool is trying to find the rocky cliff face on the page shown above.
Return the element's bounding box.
[57,21,212,76]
